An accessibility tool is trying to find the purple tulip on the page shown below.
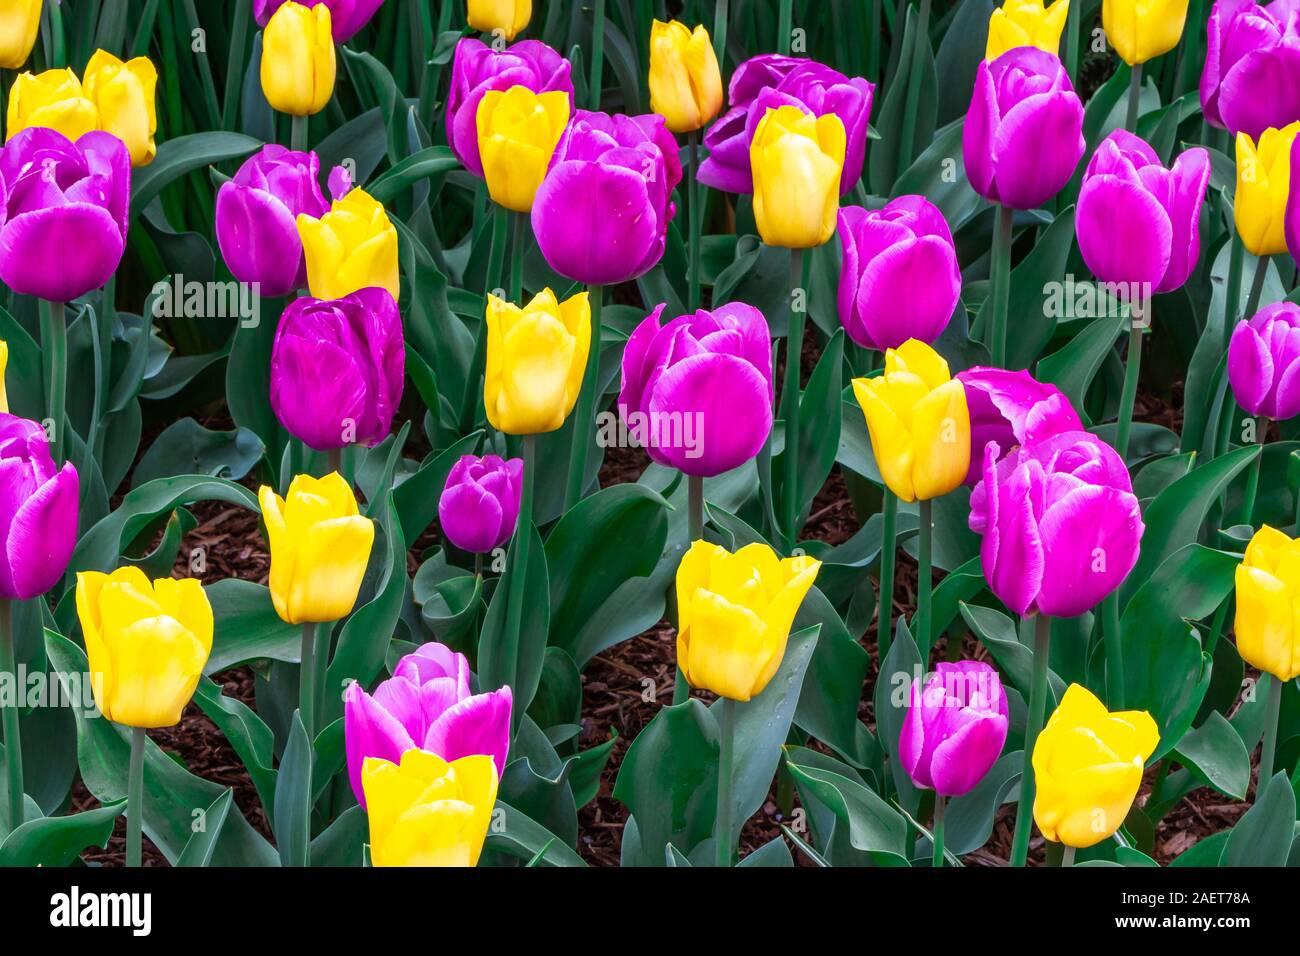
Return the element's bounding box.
[439,454,524,553]
[899,661,1009,797]
[963,47,1085,211]
[532,110,682,286]
[837,196,960,351]
[269,287,404,451]
[1228,301,1300,421]
[697,53,874,196]
[970,431,1144,618]
[1201,0,1300,139]
[0,414,78,600]
[956,367,1083,486]
[619,303,774,477]
[447,37,574,176]
[1077,131,1211,294]
[344,642,512,808]
[0,128,128,302]
[254,0,383,42]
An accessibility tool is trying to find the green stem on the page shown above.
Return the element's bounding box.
[565,285,604,511]
[1114,319,1143,460]
[0,599,22,833]
[126,726,145,867]
[878,489,898,663]
[931,793,946,868]
[327,446,343,477]
[1243,254,1269,322]
[916,498,932,650]
[1124,62,1143,132]
[897,0,932,173]
[673,474,705,705]
[1239,418,1266,527]
[589,0,606,110]
[1223,234,1245,353]
[1259,672,1281,793]
[1064,0,1080,83]
[506,435,538,682]
[777,0,793,53]
[40,299,67,464]
[90,277,114,462]
[299,621,318,736]
[715,697,736,867]
[290,113,308,151]
[1061,844,1076,867]
[687,129,702,311]
[509,211,526,303]
[781,248,805,553]
[990,204,1013,368]
[1103,592,1124,709]
[712,0,729,67]
[869,0,883,85]
[1010,613,1050,867]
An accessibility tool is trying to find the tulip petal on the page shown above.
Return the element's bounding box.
[344,681,417,808]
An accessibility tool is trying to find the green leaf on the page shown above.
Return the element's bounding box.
[868,2,937,194]
[960,603,1065,705]
[738,837,795,867]
[793,588,872,764]
[310,804,368,867]
[132,418,263,488]
[784,755,909,863]
[945,752,1021,855]
[366,146,459,204]
[1224,772,1295,867]
[394,431,484,543]
[0,800,124,867]
[485,800,587,867]
[192,676,277,813]
[273,711,312,868]
[130,131,261,218]
[1172,711,1250,800]
[874,617,923,812]
[1036,313,1126,418]
[176,790,234,868]
[205,579,300,673]
[478,522,549,717]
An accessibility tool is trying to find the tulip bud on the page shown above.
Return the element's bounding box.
[438,454,524,554]
[1235,123,1299,257]
[255,0,384,43]
[467,0,532,42]
[0,414,78,600]
[851,340,971,503]
[955,366,1082,485]
[82,50,158,166]
[900,662,1009,796]
[1235,525,1300,681]
[1032,684,1159,848]
[1102,0,1190,66]
[675,540,821,701]
[1202,0,1300,139]
[476,85,569,213]
[261,0,336,117]
[986,0,1070,61]
[259,472,375,625]
[5,68,98,143]
[649,19,723,134]
[484,288,591,435]
[750,105,845,249]
[296,186,400,300]
[1228,302,1300,421]
[76,567,214,729]
[0,0,40,70]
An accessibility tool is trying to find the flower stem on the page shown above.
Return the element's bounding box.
[1061,844,1076,867]
[777,0,793,54]
[916,497,932,650]
[1010,613,1051,867]
[1103,591,1124,708]
[715,696,736,867]
[1114,318,1144,461]
[1239,417,1267,527]
[712,0,729,67]
[299,621,318,736]
[898,0,932,173]
[588,0,605,110]
[931,793,946,868]
[1258,672,1281,793]
[1243,254,1269,322]
[878,489,898,663]
[126,726,145,867]
[509,211,526,303]
[39,299,67,464]
[0,599,23,833]
[687,129,703,311]
[780,248,805,554]
[290,113,308,152]
[506,435,538,694]
[90,276,115,462]
[673,474,704,705]
[1124,62,1143,132]
[989,204,1013,368]
[565,285,604,511]
[1064,0,1080,83]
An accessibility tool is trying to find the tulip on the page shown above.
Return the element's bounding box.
[837,197,961,351]
[649,20,723,134]
[899,661,1009,796]
[970,430,1144,618]
[1102,0,1190,67]
[698,54,874,196]
[986,0,1071,61]
[447,37,573,176]
[618,303,774,477]
[270,288,404,450]
[438,454,523,553]
[851,340,971,504]
[484,288,590,435]
[532,110,681,285]
[955,366,1082,485]
[261,1,336,117]
[1235,525,1300,680]
[1202,0,1300,139]
[0,0,40,69]
[0,128,130,302]
[259,472,375,625]
[467,0,531,42]
[0,414,78,600]
[1228,302,1300,422]
[362,749,499,867]
[75,567,214,728]
[82,50,158,166]
[1235,123,1299,257]
[675,540,821,701]
[296,186,399,299]
[749,105,845,249]
[963,47,1085,211]
[1032,683,1159,847]
[1291,135,1300,265]
[475,85,569,213]
[4,68,98,143]
[254,0,383,42]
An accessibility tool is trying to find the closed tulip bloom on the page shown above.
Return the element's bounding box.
[955,366,1082,485]
[362,749,499,867]
[254,0,383,42]
[5,68,98,143]
[963,47,1085,211]
[837,197,961,350]
[0,127,130,302]
[0,414,78,600]
[0,0,40,69]
[1103,0,1191,66]
[1202,0,1300,139]
[345,642,512,809]
[1228,302,1300,420]
[261,1,335,117]
[619,303,774,477]
[76,567,214,729]
[1292,135,1300,264]
[750,105,845,249]
[1236,123,1299,257]
[484,288,590,434]
[899,661,1009,796]
[439,454,523,553]
[259,472,375,625]
[970,431,1144,618]
[1077,131,1211,292]
[986,0,1071,60]
[82,50,157,166]
[1032,684,1159,847]
[676,540,821,701]
[1235,525,1300,680]
[649,20,723,133]
[467,0,531,41]
[851,340,971,503]
[532,110,681,285]
[476,85,569,213]
[296,186,399,299]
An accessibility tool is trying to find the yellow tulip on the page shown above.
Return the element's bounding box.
[83,50,158,166]
[5,68,98,143]
[1234,525,1300,681]
[986,0,1070,61]
[1032,683,1158,848]
[75,567,214,729]
[362,749,498,867]
[296,186,400,300]
[476,86,569,213]
[851,339,971,503]
[467,0,531,42]
[675,540,821,701]
[484,288,590,435]
[0,0,41,70]
[649,19,723,134]
[1102,0,1190,66]
[0,339,8,414]
[1235,123,1299,257]
[750,104,845,249]
[259,472,375,625]
[261,0,336,117]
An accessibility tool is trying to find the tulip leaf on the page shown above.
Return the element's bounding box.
[175,790,234,868]
[868,1,937,194]
[129,131,262,219]
[394,431,485,544]
[792,590,872,765]
[192,676,278,814]
[310,804,368,867]
[1036,312,1126,419]
[366,146,459,205]
[132,418,264,489]
[1169,829,1230,867]
[222,297,279,468]
[205,579,301,673]
[0,800,124,867]
[787,328,844,535]
[944,751,1021,856]
[738,837,795,867]
[1224,772,1296,867]
[959,603,1065,709]
[273,711,312,868]
[874,617,924,815]
[484,800,587,867]
[783,755,909,864]
[1171,711,1250,801]
[479,521,550,719]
